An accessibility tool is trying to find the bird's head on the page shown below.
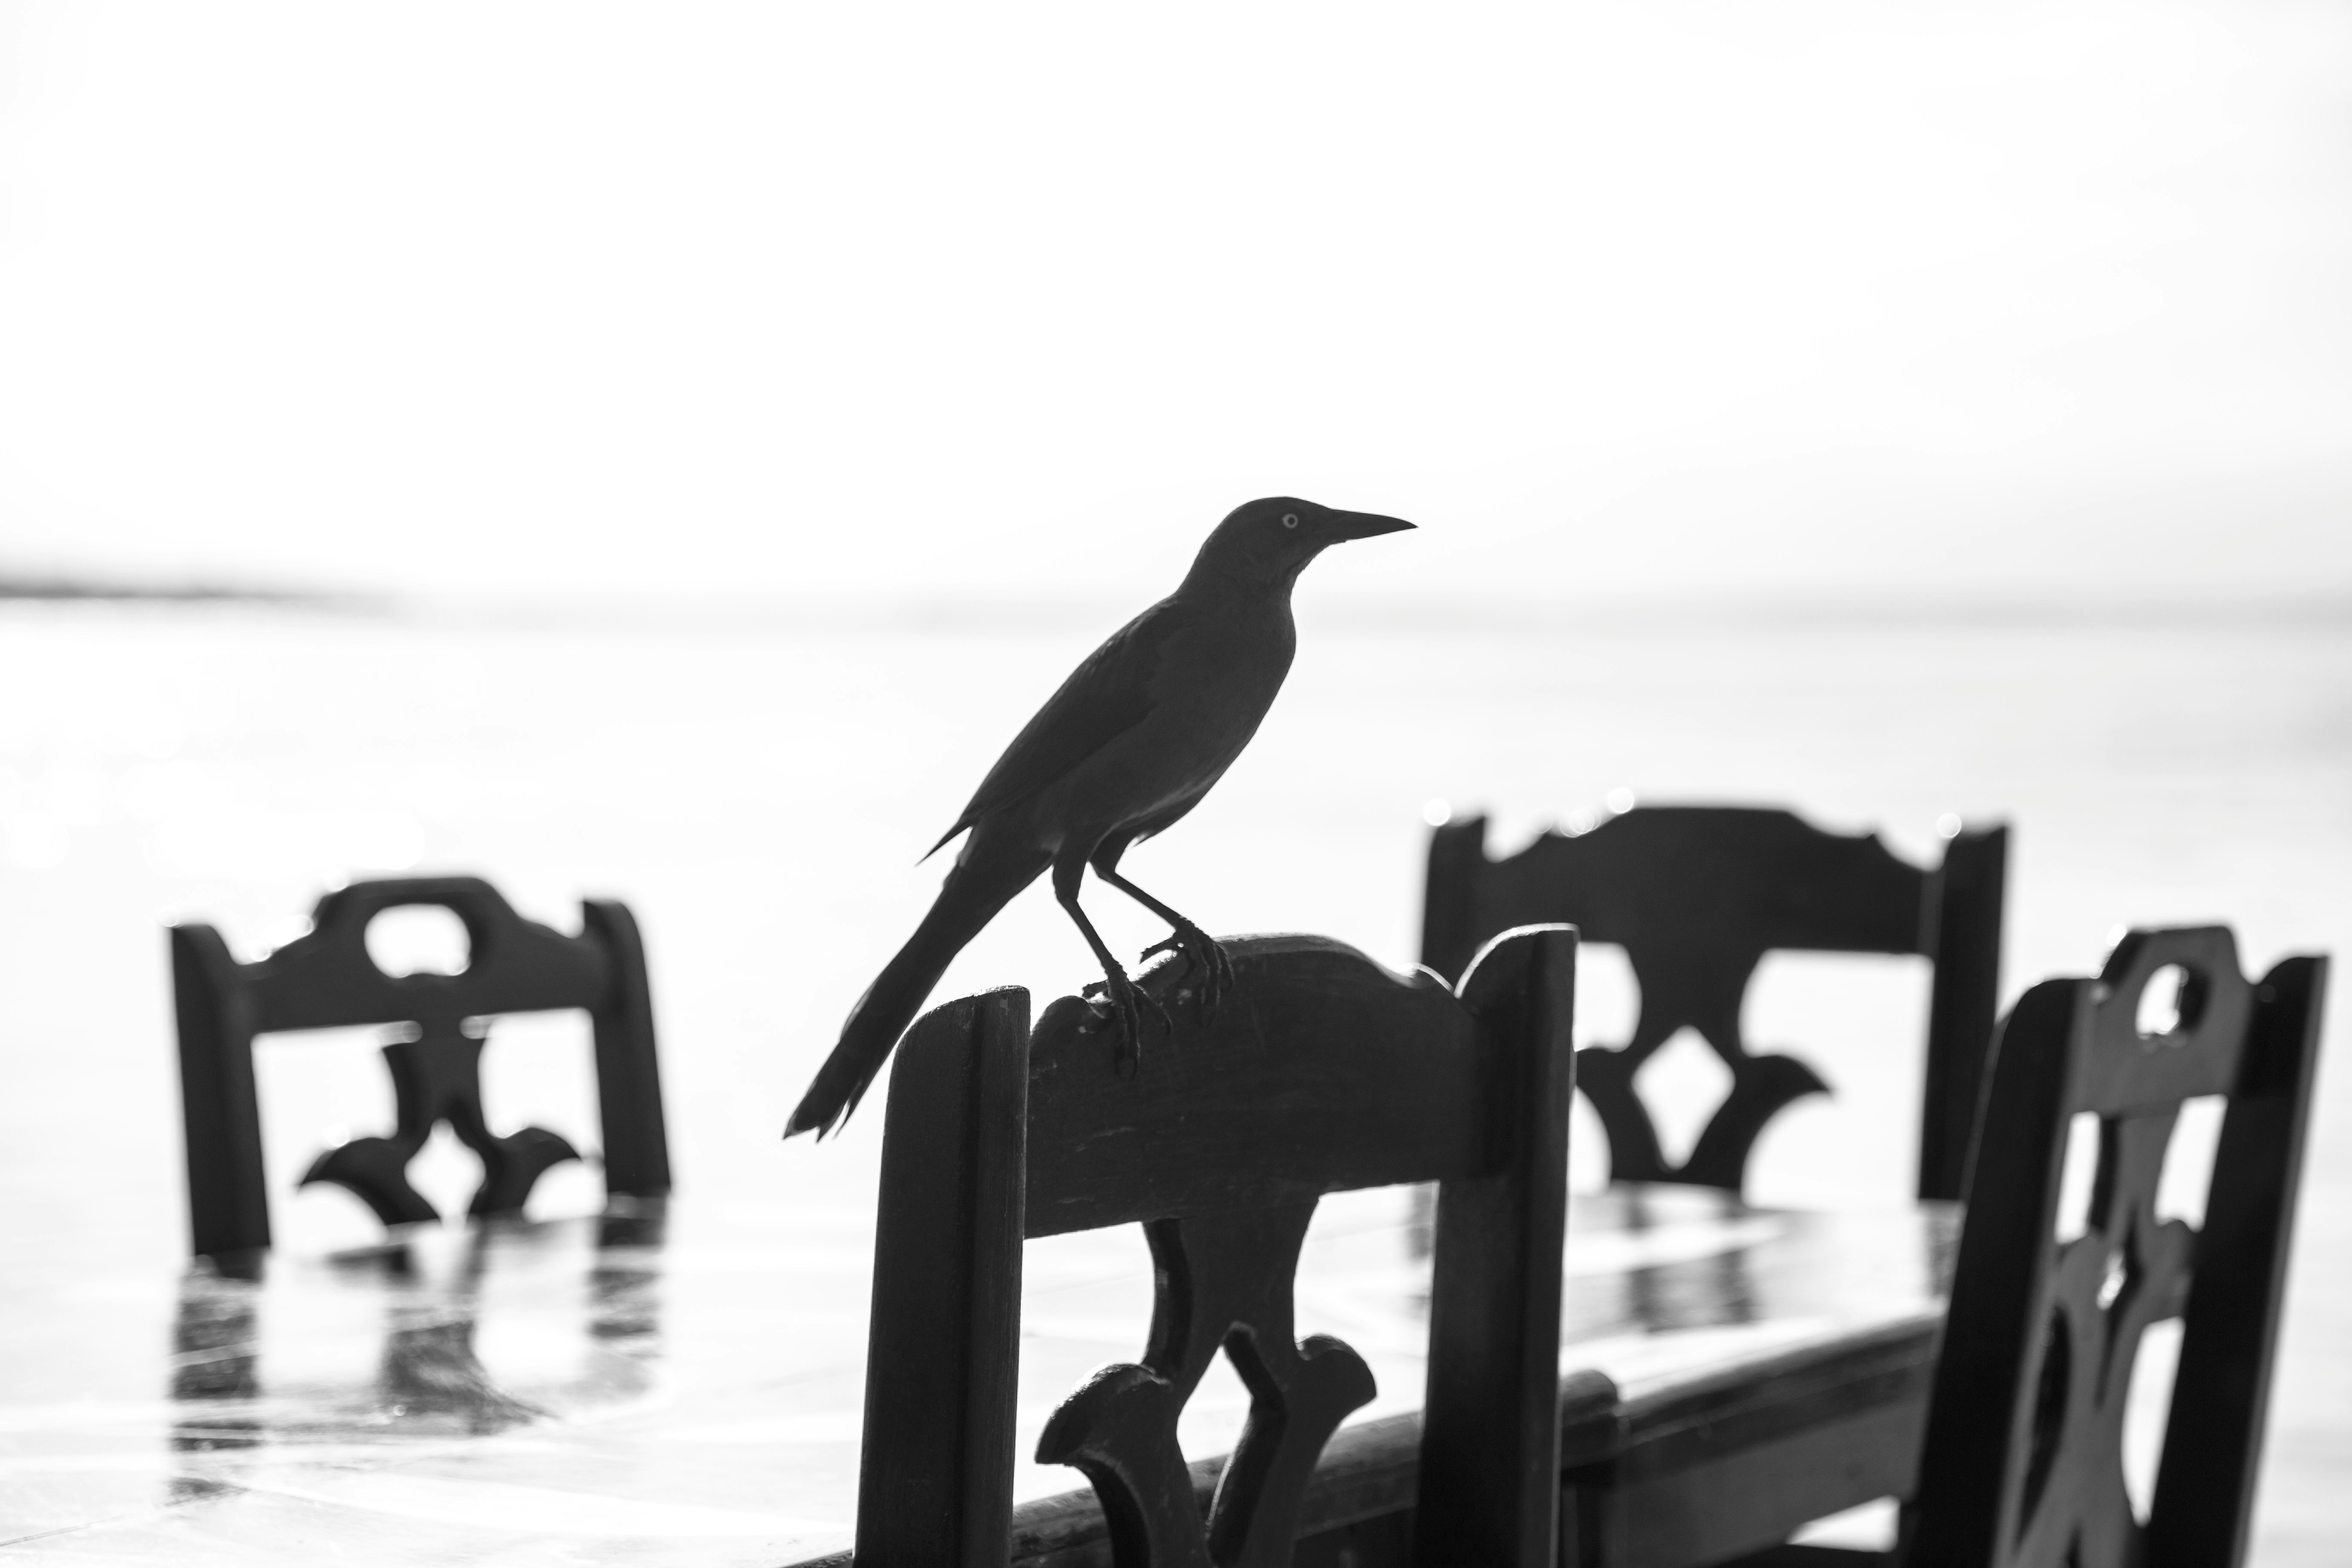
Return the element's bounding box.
[1187,497,1415,591]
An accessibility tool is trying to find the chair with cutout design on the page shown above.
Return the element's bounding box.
[851,927,1579,1568]
[172,874,670,1259]
[1736,925,2325,1568]
[1421,805,2007,1200]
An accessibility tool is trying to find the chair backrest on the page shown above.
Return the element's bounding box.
[1911,927,2326,1568]
[854,927,1579,1568]
[172,874,669,1257]
[1421,805,2006,1199]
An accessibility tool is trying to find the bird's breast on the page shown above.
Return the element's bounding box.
[1144,606,1295,739]
[1033,602,1295,836]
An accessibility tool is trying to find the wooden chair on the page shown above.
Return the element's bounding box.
[853,926,1580,1568]
[1421,805,2006,1200]
[172,875,671,1258]
[1741,925,2327,1568]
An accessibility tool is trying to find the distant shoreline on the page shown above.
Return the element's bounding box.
[0,575,346,606]
[4,580,2345,634]
[391,589,2352,637]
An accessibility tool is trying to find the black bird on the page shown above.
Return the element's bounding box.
[784,496,1415,1138]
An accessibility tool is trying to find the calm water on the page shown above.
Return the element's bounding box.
[1,601,2346,1559]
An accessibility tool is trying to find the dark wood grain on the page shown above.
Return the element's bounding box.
[1579,1317,1941,1568]
[1419,807,2007,1200]
[170,875,671,1256]
[1418,925,1579,1566]
[855,987,1032,1568]
[853,929,1580,1568]
[1008,1371,1625,1568]
[1022,937,1492,1236]
[1605,1403,1919,1568]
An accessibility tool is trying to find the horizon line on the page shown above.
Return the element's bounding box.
[7,575,2351,634]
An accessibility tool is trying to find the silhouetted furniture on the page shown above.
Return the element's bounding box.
[173,875,670,1258]
[1730,925,2326,1568]
[853,928,1580,1568]
[1421,806,2006,1200]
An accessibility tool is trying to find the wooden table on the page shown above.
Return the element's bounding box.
[0,1185,1955,1566]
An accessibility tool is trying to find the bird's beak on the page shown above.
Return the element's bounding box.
[1326,510,1416,540]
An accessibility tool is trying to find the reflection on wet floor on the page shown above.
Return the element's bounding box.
[5,1185,1946,1563]
[168,1274,262,1506]
[162,1201,670,1479]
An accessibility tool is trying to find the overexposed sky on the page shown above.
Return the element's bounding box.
[2,1,2347,603]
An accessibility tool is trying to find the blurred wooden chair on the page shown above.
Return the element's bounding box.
[172,875,670,1258]
[852,927,1579,1568]
[1421,805,2006,1200]
[1737,925,2326,1568]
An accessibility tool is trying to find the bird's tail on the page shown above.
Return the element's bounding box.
[784,833,1048,1139]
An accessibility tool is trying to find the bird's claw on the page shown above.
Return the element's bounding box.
[1081,967,1172,1076]
[1142,922,1232,1020]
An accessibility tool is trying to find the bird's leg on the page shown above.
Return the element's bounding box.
[1052,860,1170,1070]
[1090,861,1233,1019]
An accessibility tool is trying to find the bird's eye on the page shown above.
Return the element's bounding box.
[1281,513,1299,528]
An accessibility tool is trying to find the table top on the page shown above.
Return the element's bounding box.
[0,1184,1956,1565]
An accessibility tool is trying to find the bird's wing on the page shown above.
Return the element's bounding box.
[927,596,1190,856]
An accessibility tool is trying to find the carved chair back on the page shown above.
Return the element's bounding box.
[1909,926,2325,1568]
[1421,805,2006,1199]
[172,875,670,1257]
[854,927,1579,1568]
